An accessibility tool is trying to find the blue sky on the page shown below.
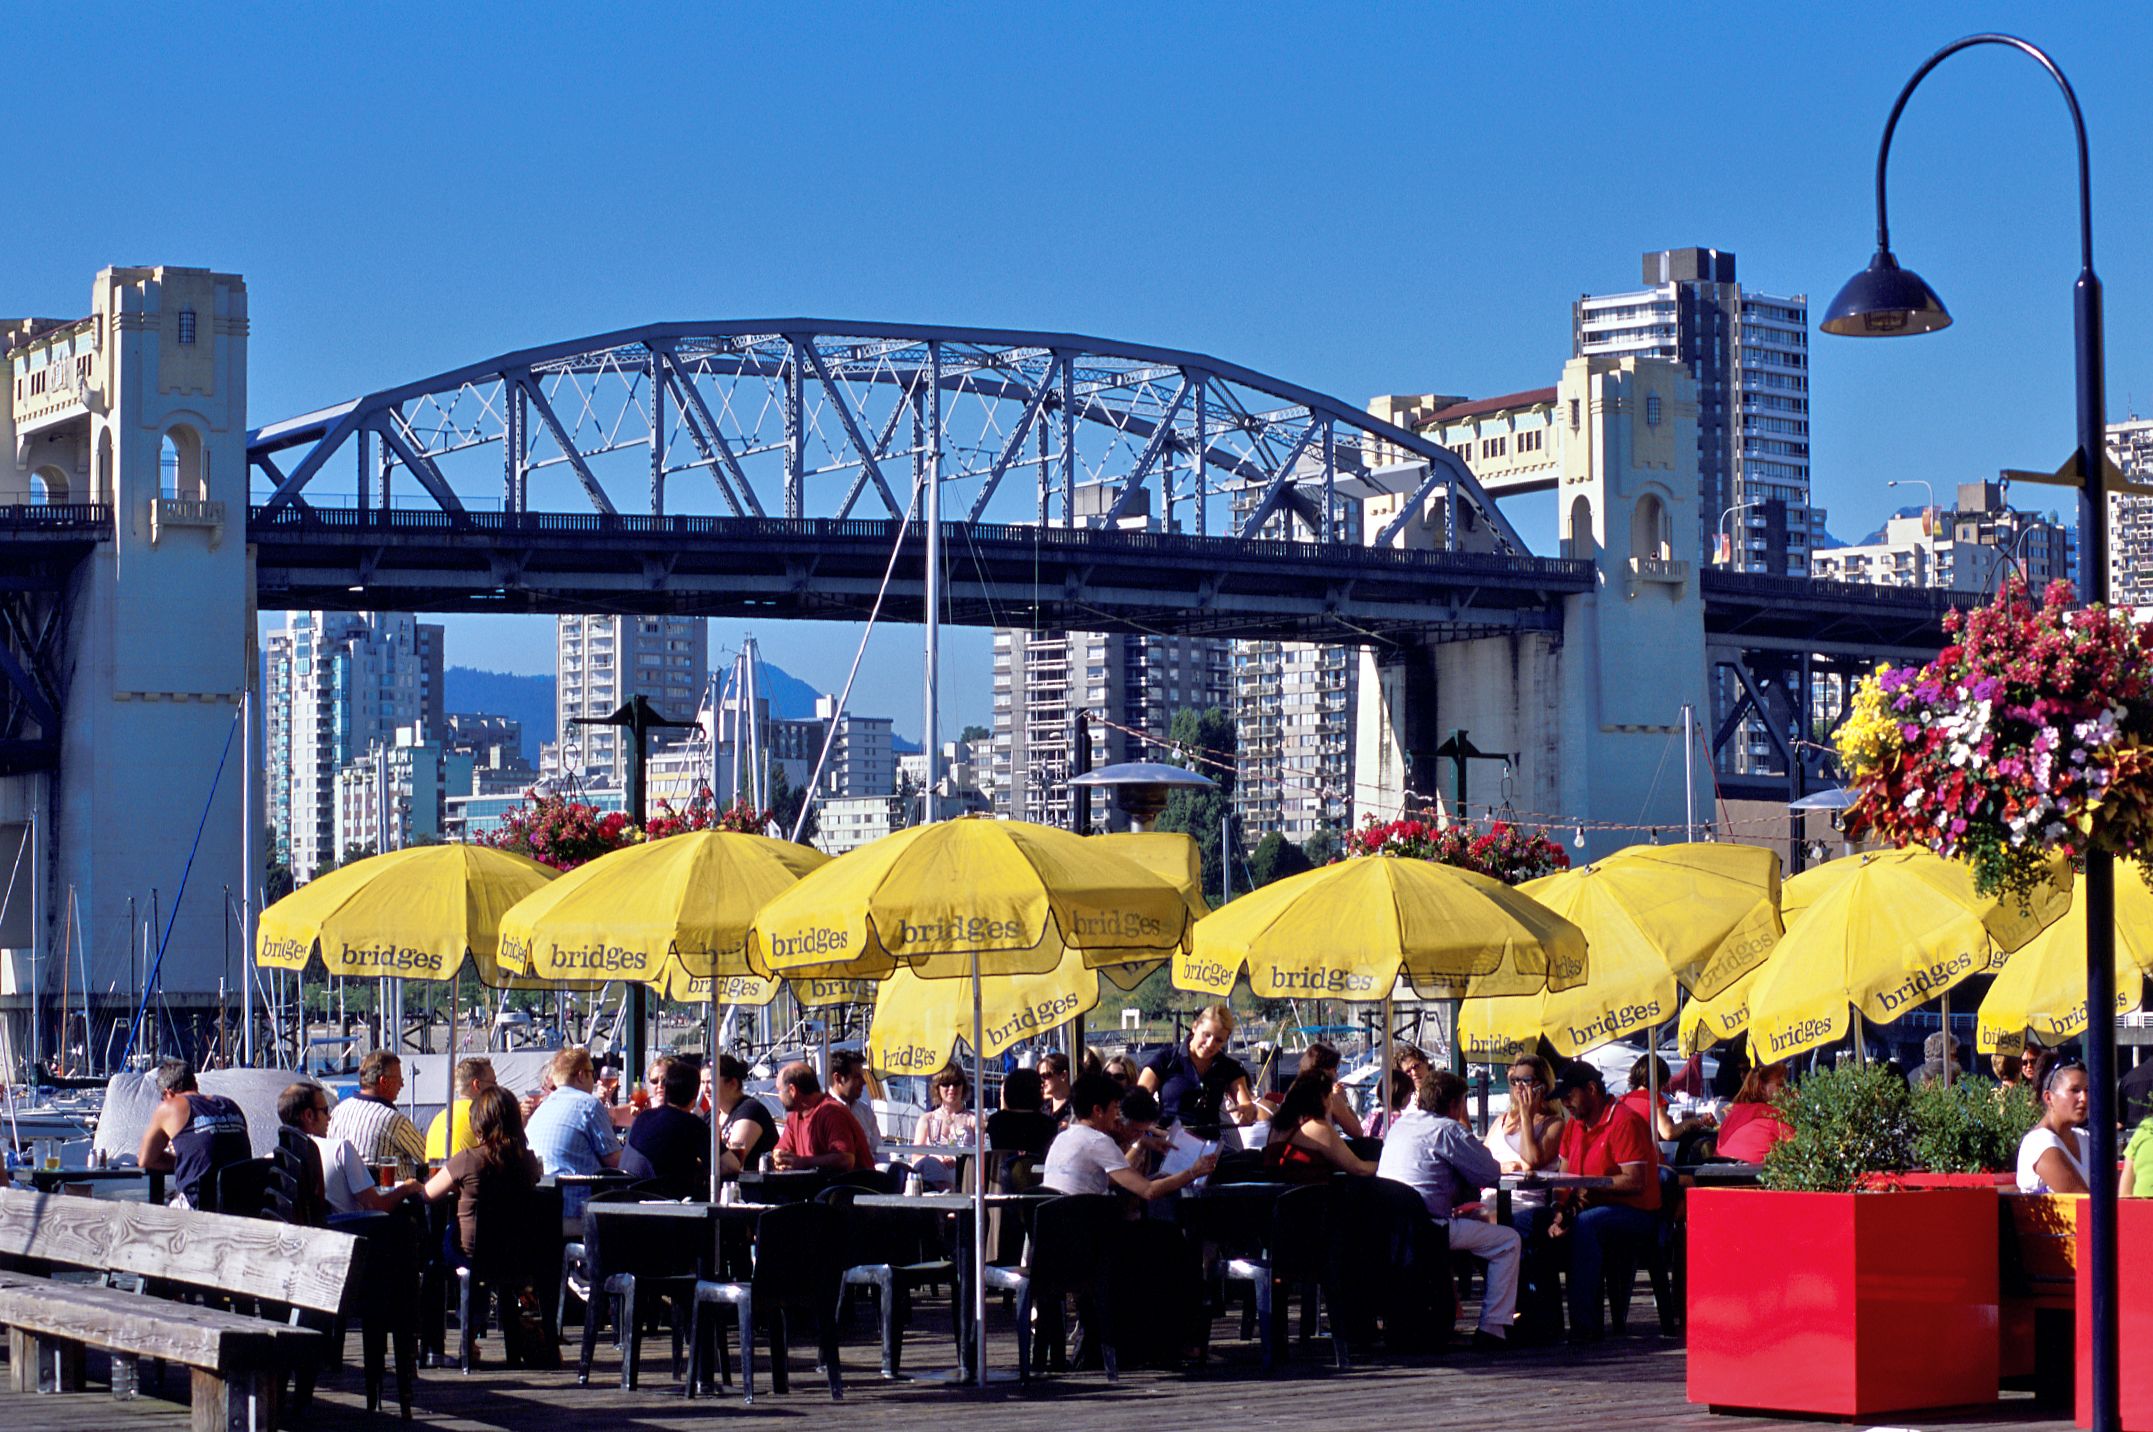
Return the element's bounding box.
[13,4,2153,738]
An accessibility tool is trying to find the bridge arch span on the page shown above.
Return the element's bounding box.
[248,321,1524,554]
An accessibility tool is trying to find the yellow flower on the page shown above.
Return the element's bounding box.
[1833,667,1903,776]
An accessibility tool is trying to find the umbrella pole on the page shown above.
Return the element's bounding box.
[1648,1022,1662,1127]
[1852,1009,1867,1067]
[719,994,736,1205]
[1380,993,1394,1134]
[1940,990,1953,1088]
[972,952,987,1389]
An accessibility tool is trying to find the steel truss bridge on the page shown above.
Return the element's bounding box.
[1,321,1964,796]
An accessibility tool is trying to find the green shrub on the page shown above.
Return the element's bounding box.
[1909,1077,2041,1173]
[1759,1062,1916,1192]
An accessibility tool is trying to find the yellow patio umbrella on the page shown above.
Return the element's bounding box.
[867,831,1210,1077]
[751,815,1189,1389]
[497,831,828,983]
[1678,962,1764,1056]
[1456,843,1783,1062]
[1747,847,2072,1061]
[1780,846,2068,961]
[751,817,1192,982]
[256,844,557,985]
[1977,866,2153,1054]
[1171,854,1587,1002]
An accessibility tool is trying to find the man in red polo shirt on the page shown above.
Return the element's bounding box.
[771,1062,871,1173]
[1551,1061,1662,1342]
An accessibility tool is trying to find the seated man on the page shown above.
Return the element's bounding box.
[325,1050,428,1174]
[621,1059,711,1198]
[425,1056,496,1161]
[1041,1074,1215,1200]
[1374,1069,1519,1349]
[281,1081,423,1217]
[524,1045,621,1219]
[828,1049,886,1162]
[770,1062,871,1173]
[137,1058,252,1209]
[1551,1062,1663,1342]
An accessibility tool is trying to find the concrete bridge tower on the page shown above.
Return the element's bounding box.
[0,267,254,1050]
[1355,355,1711,859]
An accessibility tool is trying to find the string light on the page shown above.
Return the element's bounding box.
[1572,826,1586,849]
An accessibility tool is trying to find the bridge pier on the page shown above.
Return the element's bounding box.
[0,268,257,1067]
[1355,356,1712,859]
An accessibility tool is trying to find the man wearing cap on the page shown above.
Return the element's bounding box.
[1550,1061,1661,1342]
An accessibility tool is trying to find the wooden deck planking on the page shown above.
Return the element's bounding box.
[0,1305,2077,1432]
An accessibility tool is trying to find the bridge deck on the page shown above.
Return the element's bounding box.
[248,507,1591,642]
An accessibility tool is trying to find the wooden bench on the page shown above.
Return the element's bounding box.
[1999,1191,2077,1393]
[0,1188,363,1431]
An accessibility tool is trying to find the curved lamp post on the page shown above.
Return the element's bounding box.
[1820,33,2118,1429]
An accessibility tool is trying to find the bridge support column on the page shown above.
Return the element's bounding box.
[2,268,256,1062]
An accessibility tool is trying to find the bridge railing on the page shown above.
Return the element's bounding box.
[1700,566,1965,613]
[0,503,111,533]
[248,505,1597,583]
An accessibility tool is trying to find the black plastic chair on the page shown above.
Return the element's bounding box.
[268,1125,328,1228]
[1220,1181,1349,1372]
[453,1182,564,1373]
[574,1204,710,1389]
[686,1201,844,1404]
[206,1156,275,1220]
[1024,1194,1124,1381]
[817,1185,957,1379]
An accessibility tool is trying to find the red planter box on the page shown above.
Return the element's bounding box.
[2076,1198,2153,1430]
[1859,1171,2018,1191]
[1687,1187,2000,1418]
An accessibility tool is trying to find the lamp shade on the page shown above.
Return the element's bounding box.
[1819,248,1951,336]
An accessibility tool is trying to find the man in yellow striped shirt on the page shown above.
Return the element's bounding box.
[424,1056,497,1160]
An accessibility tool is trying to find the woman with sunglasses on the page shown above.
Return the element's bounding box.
[909,1064,980,1189]
[2016,1062,2091,1195]
[1485,1055,1565,1192]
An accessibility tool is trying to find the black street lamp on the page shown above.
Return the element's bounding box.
[1821,33,2119,1429]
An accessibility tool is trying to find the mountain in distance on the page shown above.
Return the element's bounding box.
[442,669,556,761]
[445,658,919,758]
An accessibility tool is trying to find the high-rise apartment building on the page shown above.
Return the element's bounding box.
[265,611,443,879]
[990,629,1231,828]
[1574,248,1822,574]
[1810,481,2072,591]
[333,726,458,859]
[1229,483,1359,842]
[2104,418,2153,605]
[553,615,709,790]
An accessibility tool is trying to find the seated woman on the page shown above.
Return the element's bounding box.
[2017,1062,2091,1194]
[911,1063,980,1188]
[1365,1044,1430,1139]
[1619,1054,1715,1161]
[1484,1054,1564,1217]
[426,1086,544,1264]
[1711,1061,1793,1164]
[424,1086,551,1364]
[1258,1043,1367,1138]
[985,1068,1061,1159]
[1261,1072,1376,1182]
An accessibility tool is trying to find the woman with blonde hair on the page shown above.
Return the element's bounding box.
[1138,1003,1260,1134]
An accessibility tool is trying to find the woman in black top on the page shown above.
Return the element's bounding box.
[985,1068,1061,1156]
[707,1054,777,1174]
[1138,1003,1260,1135]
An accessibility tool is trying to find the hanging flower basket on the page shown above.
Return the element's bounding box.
[1343,815,1570,885]
[481,788,772,869]
[1835,577,2153,902]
